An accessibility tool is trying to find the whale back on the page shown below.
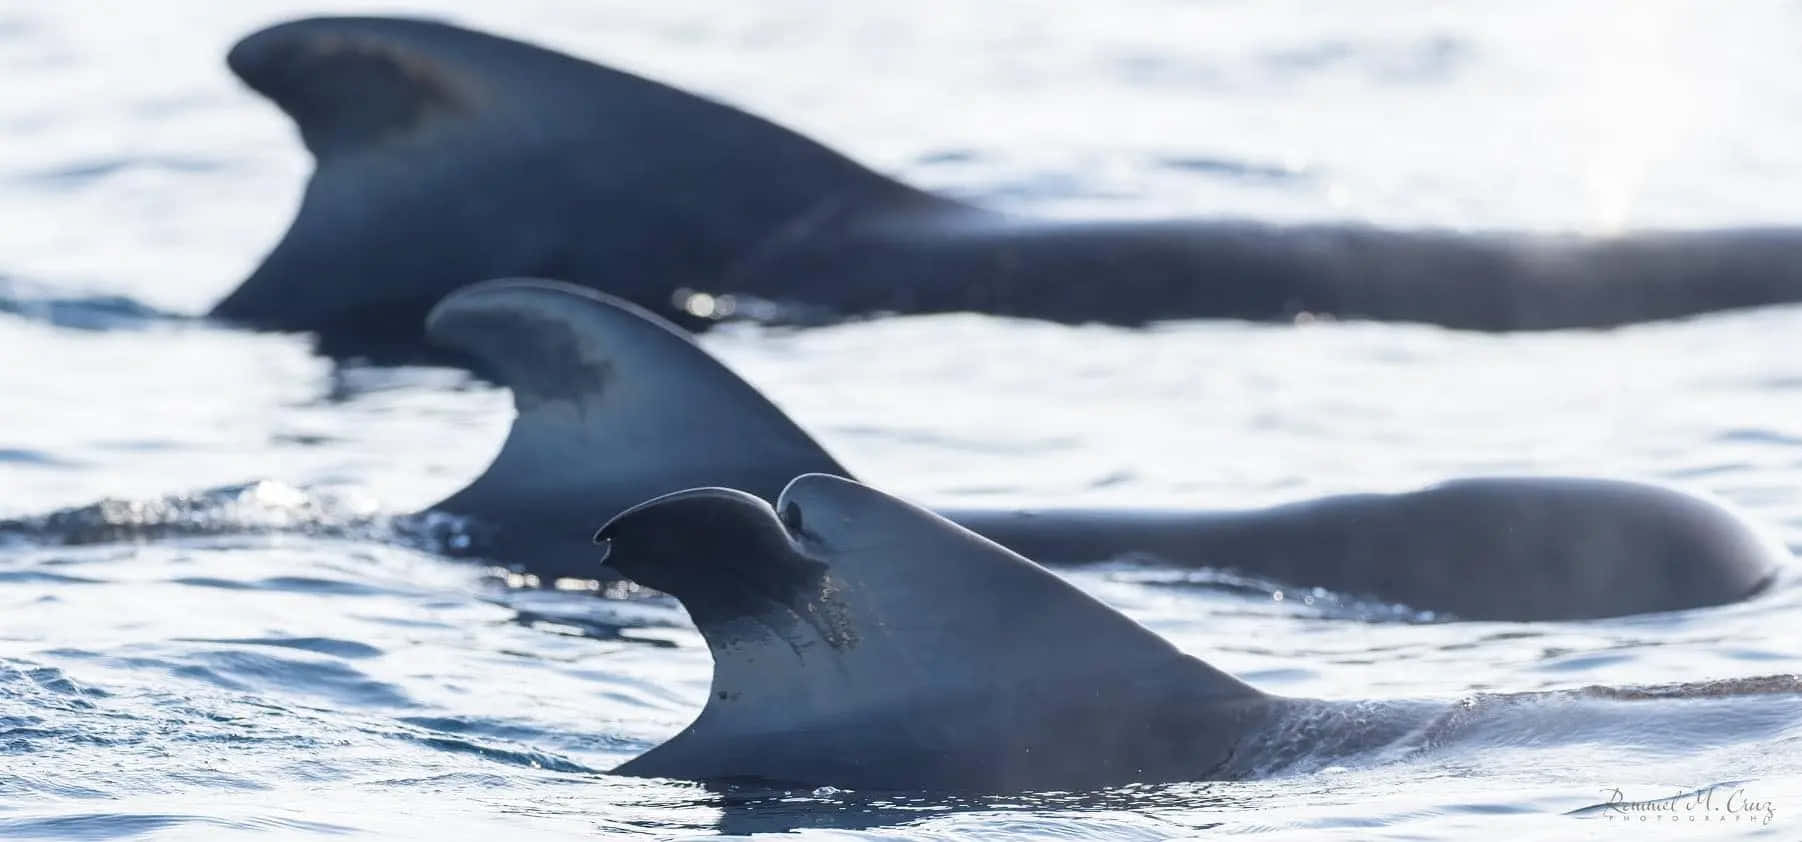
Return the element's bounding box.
[600,474,1264,791]
[214,16,942,352]
[424,279,847,578]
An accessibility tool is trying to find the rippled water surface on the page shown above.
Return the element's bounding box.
[3,0,1801,838]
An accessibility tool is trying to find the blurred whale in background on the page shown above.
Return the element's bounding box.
[597,473,1802,792]
[423,279,1786,621]
[215,16,1802,358]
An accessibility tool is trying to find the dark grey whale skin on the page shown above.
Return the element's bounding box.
[423,279,1785,622]
[596,476,1802,793]
[596,479,1378,793]
[214,16,1802,357]
[945,477,1784,621]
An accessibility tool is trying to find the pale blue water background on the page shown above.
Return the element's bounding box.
[2,0,1801,838]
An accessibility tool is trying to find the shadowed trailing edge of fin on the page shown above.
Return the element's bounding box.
[418,279,848,579]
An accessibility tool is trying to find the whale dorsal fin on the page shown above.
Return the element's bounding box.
[599,475,1262,790]
[225,16,900,170]
[226,16,484,161]
[215,16,940,347]
[423,279,848,579]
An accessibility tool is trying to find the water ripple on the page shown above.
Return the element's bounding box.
[0,813,354,840]
[0,277,179,331]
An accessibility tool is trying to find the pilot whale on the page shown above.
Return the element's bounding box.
[421,278,1785,621]
[598,474,1802,792]
[215,16,1802,357]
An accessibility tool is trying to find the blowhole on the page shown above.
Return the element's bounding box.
[781,500,804,533]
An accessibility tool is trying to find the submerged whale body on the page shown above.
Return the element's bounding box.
[216,16,1802,355]
[598,474,1802,792]
[421,279,1785,621]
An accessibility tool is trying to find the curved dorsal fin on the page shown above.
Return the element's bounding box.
[226,16,880,169]
[599,475,1262,790]
[227,16,486,161]
[424,279,847,578]
[215,16,940,346]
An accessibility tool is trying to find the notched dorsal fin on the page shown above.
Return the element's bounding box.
[767,474,1239,695]
[602,475,1257,775]
[424,280,847,568]
[602,476,1263,786]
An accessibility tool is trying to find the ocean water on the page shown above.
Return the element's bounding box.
[3,0,1802,838]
